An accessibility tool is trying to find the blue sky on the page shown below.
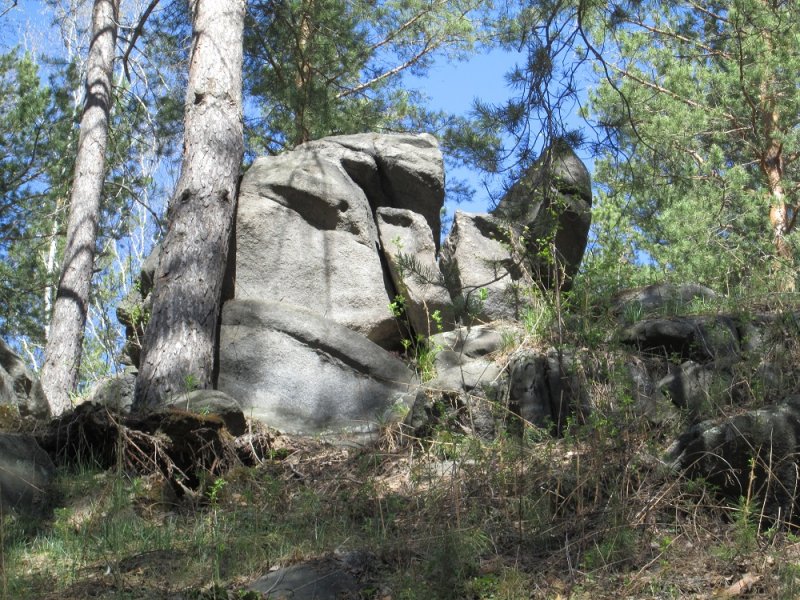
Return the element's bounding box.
[408,46,595,219]
[1,1,593,219]
[408,47,525,215]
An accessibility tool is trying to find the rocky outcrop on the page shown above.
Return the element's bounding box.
[117,246,160,368]
[492,144,592,290]
[218,300,417,437]
[304,134,445,245]
[114,134,597,439]
[85,369,137,414]
[0,338,49,419]
[439,144,593,322]
[619,315,740,364]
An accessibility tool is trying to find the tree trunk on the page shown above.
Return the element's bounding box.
[134,0,245,411]
[41,0,119,416]
[761,110,795,291]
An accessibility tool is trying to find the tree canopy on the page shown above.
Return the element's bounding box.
[584,0,800,293]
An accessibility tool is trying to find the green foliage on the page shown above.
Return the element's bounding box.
[389,294,442,381]
[0,51,74,355]
[586,0,800,293]
[244,0,485,155]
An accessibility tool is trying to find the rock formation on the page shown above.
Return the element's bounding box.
[0,338,49,419]
[98,133,597,438]
[492,143,592,291]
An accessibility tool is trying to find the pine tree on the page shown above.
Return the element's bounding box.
[40,0,120,415]
[244,0,485,155]
[134,0,246,410]
[585,0,800,292]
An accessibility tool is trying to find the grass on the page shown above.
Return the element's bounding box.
[4,406,800,599]
[6,285,800,599]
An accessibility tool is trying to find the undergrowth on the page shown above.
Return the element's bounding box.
[4,405,800,599]
[5,283,800,599]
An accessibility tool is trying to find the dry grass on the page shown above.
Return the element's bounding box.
[4,404,800,599]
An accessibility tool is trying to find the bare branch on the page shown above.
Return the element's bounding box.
[122,0,160,82]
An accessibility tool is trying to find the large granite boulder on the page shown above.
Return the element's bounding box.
[218,300,417,437]
[233,133,445,349]
[0,338,49,419]
[492,144,592,290]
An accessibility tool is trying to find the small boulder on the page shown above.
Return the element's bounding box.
[165,389,246,436]
[248,551,371,599]
[619,315,740,364]
[0,432,55,513]
[85,369,137,414]
[507,348,591,435]
[0,338,49,419]
[668,395,800,522]
[440,211,532,322]
[430,324,506,359]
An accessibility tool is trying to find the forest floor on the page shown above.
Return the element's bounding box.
[4,412,800,600]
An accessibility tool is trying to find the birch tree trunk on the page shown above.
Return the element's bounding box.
[134,0,245,410]
[41,0,119,416]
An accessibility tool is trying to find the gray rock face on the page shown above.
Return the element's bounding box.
[492,145,592,290]
[668,395,800,521]
[377,207,454,336]
[0,432,54,513]
[426,325,507,392]
[233,133,446,350]
[440,211,531,323]
[218,300,417,437]
[0,338,49,419]
[507,349,591,435]
[430,325,505,359]
[306,133,445,245]
[235,146,396,347]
